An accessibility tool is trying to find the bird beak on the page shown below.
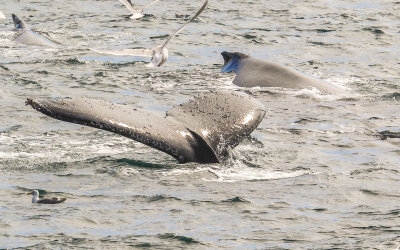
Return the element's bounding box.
[26,192,32,195]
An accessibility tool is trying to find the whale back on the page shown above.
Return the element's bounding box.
[12,14,56,47]
[221,51,344,94]
[27,90,265,163]
[13,30,55,47]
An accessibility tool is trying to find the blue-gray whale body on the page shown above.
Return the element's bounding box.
[221,51,344,95]
[12,14,56,47]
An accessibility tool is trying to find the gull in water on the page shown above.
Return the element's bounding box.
[96,0,208,67]
[0,11,5,20]
[28,190,67,204]
[118,0,160,19]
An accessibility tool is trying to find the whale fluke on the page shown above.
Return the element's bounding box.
[221,51,344,95]
[26,90,265,164]
[97,0,208,67]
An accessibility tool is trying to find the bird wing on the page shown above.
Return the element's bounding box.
[93,48,153,57]
[141,0,161,13]
[118,0,140,15]
[161,0,208,49]
[37,197,66,204]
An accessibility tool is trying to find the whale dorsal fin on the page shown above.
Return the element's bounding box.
[12,14,28,30]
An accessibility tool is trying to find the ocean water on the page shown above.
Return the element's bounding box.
[1,0,400,248]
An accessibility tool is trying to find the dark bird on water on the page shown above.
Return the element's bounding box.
[28,190,66,204]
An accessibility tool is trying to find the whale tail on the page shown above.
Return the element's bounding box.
[12,14,28,30]
[26,90,265,164]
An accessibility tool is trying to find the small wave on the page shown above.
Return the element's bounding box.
[315,28,335,33]
[381,92,400,101]
[163,163,310,183]
[238,33,264,44]
[359,189,400,198]
[116,158,171,169]
[157,233,202,245]
[208,165,309,182]
[240,85,357,101]
[376,130,400,140]
[148,194,181,202]
[222,196,251,203]
[64,58,85,65]
[0,30,15,40]
[362,27,385,35]
[0,125,22,133]
[134,242,154,247]
[308,41,333,46]
[0,151,50,159]
[360,189,381,196]
[349,167,384,175]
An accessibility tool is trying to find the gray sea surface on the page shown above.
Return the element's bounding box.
[1,0,400,249]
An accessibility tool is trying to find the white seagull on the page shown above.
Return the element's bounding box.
[96,0,208,67]
[0,11,5,20]
[28,190,67,204]
[118,0,161,19]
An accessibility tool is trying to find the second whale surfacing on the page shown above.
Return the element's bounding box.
[12,14,56,47]
[221,51,344,95]
[26,90,265,164]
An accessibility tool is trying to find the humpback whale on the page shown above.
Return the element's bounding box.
[26,90,265,164]
[221,51,344,95]
[95,0,207,67]
[118,0,160,19]
[12,14,56,47]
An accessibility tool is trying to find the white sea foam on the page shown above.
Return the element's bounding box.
[163,164,309,182]
[209,167,309,182]
[0,31,15,41]
[0,135,133,160]
[0,151,49,159]
[232,79,359,101]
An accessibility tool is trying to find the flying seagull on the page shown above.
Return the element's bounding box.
[118,0,160,19]
[28,190,67,204]
[96,0,208,67]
